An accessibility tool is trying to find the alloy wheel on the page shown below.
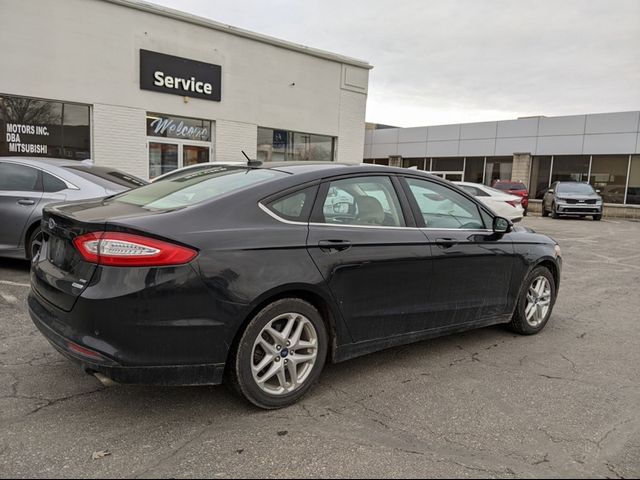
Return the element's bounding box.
[251,313,318,396]
[525,276,552,327]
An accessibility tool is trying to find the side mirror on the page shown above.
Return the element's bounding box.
[596,189,601,194]
[547,189,554,194]
[493,216,512,234]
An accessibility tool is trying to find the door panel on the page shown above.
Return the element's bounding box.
[422,229,515,327]
[402,176,516,329]
[307,175,435,342]
[308,225,433,342]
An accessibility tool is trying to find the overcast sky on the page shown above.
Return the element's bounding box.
[148,0,639,127]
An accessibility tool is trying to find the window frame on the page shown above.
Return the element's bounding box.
[398,174,495,230]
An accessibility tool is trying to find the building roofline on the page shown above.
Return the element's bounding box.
[101,0,373,70]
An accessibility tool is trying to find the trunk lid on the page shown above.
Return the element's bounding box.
[31,198,167,312]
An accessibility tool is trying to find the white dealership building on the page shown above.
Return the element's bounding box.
[0,0,371,179]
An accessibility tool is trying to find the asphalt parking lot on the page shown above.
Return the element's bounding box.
[1,215,639,478]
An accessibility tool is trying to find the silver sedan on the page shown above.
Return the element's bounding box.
[0,157,147,260]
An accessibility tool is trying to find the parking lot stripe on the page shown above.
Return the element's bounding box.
[0,280,30,288]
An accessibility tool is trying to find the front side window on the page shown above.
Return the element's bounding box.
[0,163,40,191]
[406,177,485,229]
[320,176,405,227]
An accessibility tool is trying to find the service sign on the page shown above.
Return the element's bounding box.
[140,50,222,102]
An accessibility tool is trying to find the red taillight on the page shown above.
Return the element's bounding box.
[73,232,197,267]
[67,341,104,360]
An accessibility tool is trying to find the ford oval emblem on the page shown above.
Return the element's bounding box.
[48,218,56,230]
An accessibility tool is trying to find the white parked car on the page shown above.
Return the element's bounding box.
[455,181,524,222]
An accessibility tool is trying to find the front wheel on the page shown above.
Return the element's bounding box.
[593,214,602,221]
[550,203,559,219]
[509,266,557,335]
[228,298,328,409]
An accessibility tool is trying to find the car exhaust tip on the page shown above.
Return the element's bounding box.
[93,372,118,387]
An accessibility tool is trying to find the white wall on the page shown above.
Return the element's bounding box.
[0,0,370,173]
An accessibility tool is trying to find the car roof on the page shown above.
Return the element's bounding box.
[0,156,88,168]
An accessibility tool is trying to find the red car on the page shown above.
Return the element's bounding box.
[492,180,529,215]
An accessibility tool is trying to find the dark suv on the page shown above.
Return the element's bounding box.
[542,181,603,220]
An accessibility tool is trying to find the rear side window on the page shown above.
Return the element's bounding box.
[406,177,485,229]
[0,163,40,191]
[64,165,148,189]
[42,172,67,193]
[115,167,284,210]
[266,186,318,222]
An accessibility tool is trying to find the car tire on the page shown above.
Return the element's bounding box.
[541,205,549,217]
[27,226,44,261]
[523,208,528,217]
[228,298,328,409]
[550,203,559,219]
[508,266,556,335]
[593,215,602,221]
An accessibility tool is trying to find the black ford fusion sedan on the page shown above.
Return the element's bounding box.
[29,163,562,409]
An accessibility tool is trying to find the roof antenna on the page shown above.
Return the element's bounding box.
[242,150,262,167]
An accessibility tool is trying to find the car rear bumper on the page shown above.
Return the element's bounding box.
[28,291,225,386]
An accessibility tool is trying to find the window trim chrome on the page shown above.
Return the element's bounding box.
[259,202,495,232]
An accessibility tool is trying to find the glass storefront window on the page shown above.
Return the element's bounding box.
[550,155,590,183]
[403,158,426,170]
[432,157,464,172]
[463,157,484,183]
[146,113,211,142]
[0,94,90,160]
[257,127,335,162]
[589,155,629,204]
[627,155,640,205]
[484,156,513,186]
[530,156,552,199]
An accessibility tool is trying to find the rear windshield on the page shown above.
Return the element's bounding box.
[114,166,284,209]
[557,183,595,195]
[64,165,148,189]
[494,182,526,190]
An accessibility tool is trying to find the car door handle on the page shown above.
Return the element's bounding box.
[17,199,36,206]
[318,240,352,253]
[435,238,458,248]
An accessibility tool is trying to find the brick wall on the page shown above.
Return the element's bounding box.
[92,104,148,179]
[512,153,532,187]
[215,120,257,163]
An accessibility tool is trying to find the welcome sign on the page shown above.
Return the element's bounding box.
[140,50,222,101]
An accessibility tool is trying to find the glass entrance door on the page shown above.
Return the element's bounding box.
[183,145,210,167]
[148,141,211,179]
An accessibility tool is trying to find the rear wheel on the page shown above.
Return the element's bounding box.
[509,266,556,335]
[523,208,528,217]
[228,298,328,409]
